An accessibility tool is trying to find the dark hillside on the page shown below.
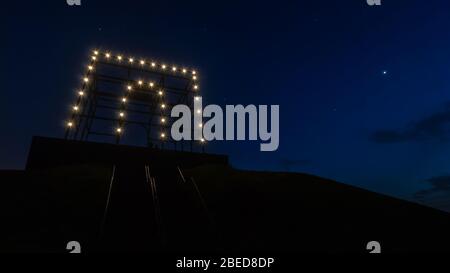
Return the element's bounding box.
[1,163,449,253]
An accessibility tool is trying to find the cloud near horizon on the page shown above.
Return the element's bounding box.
[414,175,450,213]
[370,104,450,144]
[414,175,450,199]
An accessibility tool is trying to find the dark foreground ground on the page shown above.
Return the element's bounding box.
[1,163,450,253]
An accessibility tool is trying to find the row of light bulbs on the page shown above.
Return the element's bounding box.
[118,80,168,138]
[92,50,198,78]
[83,71,199,91]
[67,51,204,143]
[131,79,199,91]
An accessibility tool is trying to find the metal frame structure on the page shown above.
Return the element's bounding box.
[64,49,204,151]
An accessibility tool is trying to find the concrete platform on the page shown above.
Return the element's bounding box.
[26,136,228,170]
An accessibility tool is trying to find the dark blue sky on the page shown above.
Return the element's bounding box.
[2,0,450,210]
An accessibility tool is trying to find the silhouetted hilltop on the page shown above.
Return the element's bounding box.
[1,163,449,253]
[186,165,450,253]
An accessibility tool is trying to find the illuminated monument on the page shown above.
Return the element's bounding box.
[26,49,224,170]
[64,49,202,151]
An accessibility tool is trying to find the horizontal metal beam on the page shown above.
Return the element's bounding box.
[88,131,116,137]
[95,104,166,116]
[78,114,171,128]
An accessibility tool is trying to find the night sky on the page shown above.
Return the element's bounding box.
[2,0,450,211]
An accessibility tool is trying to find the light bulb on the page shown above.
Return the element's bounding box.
[127,85,132,91]
[119,112,125,117]
[161,104,166,109]
[105,53,111,58]
[88,65,93,70]
[129,58,134,63]
[151,62,156,67]
[67,122,73,127]
[93,50,99,55]
[122,97,127,103]
[182,69,187,73]
[149,82,154,87]
[161,133,166,138]
[192,70,197,75]
[138,80,143,85]
[172,66,177,71]
[162,64,166,70]
[83,77,89,83]
[116,128,122,133]
[158,90,163,96]
[161,118,166,123]
[73,106,79,111]
[140,60,145,65]
[194,85,198,90]
[78,91,84,96]
[117,55,122,61]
